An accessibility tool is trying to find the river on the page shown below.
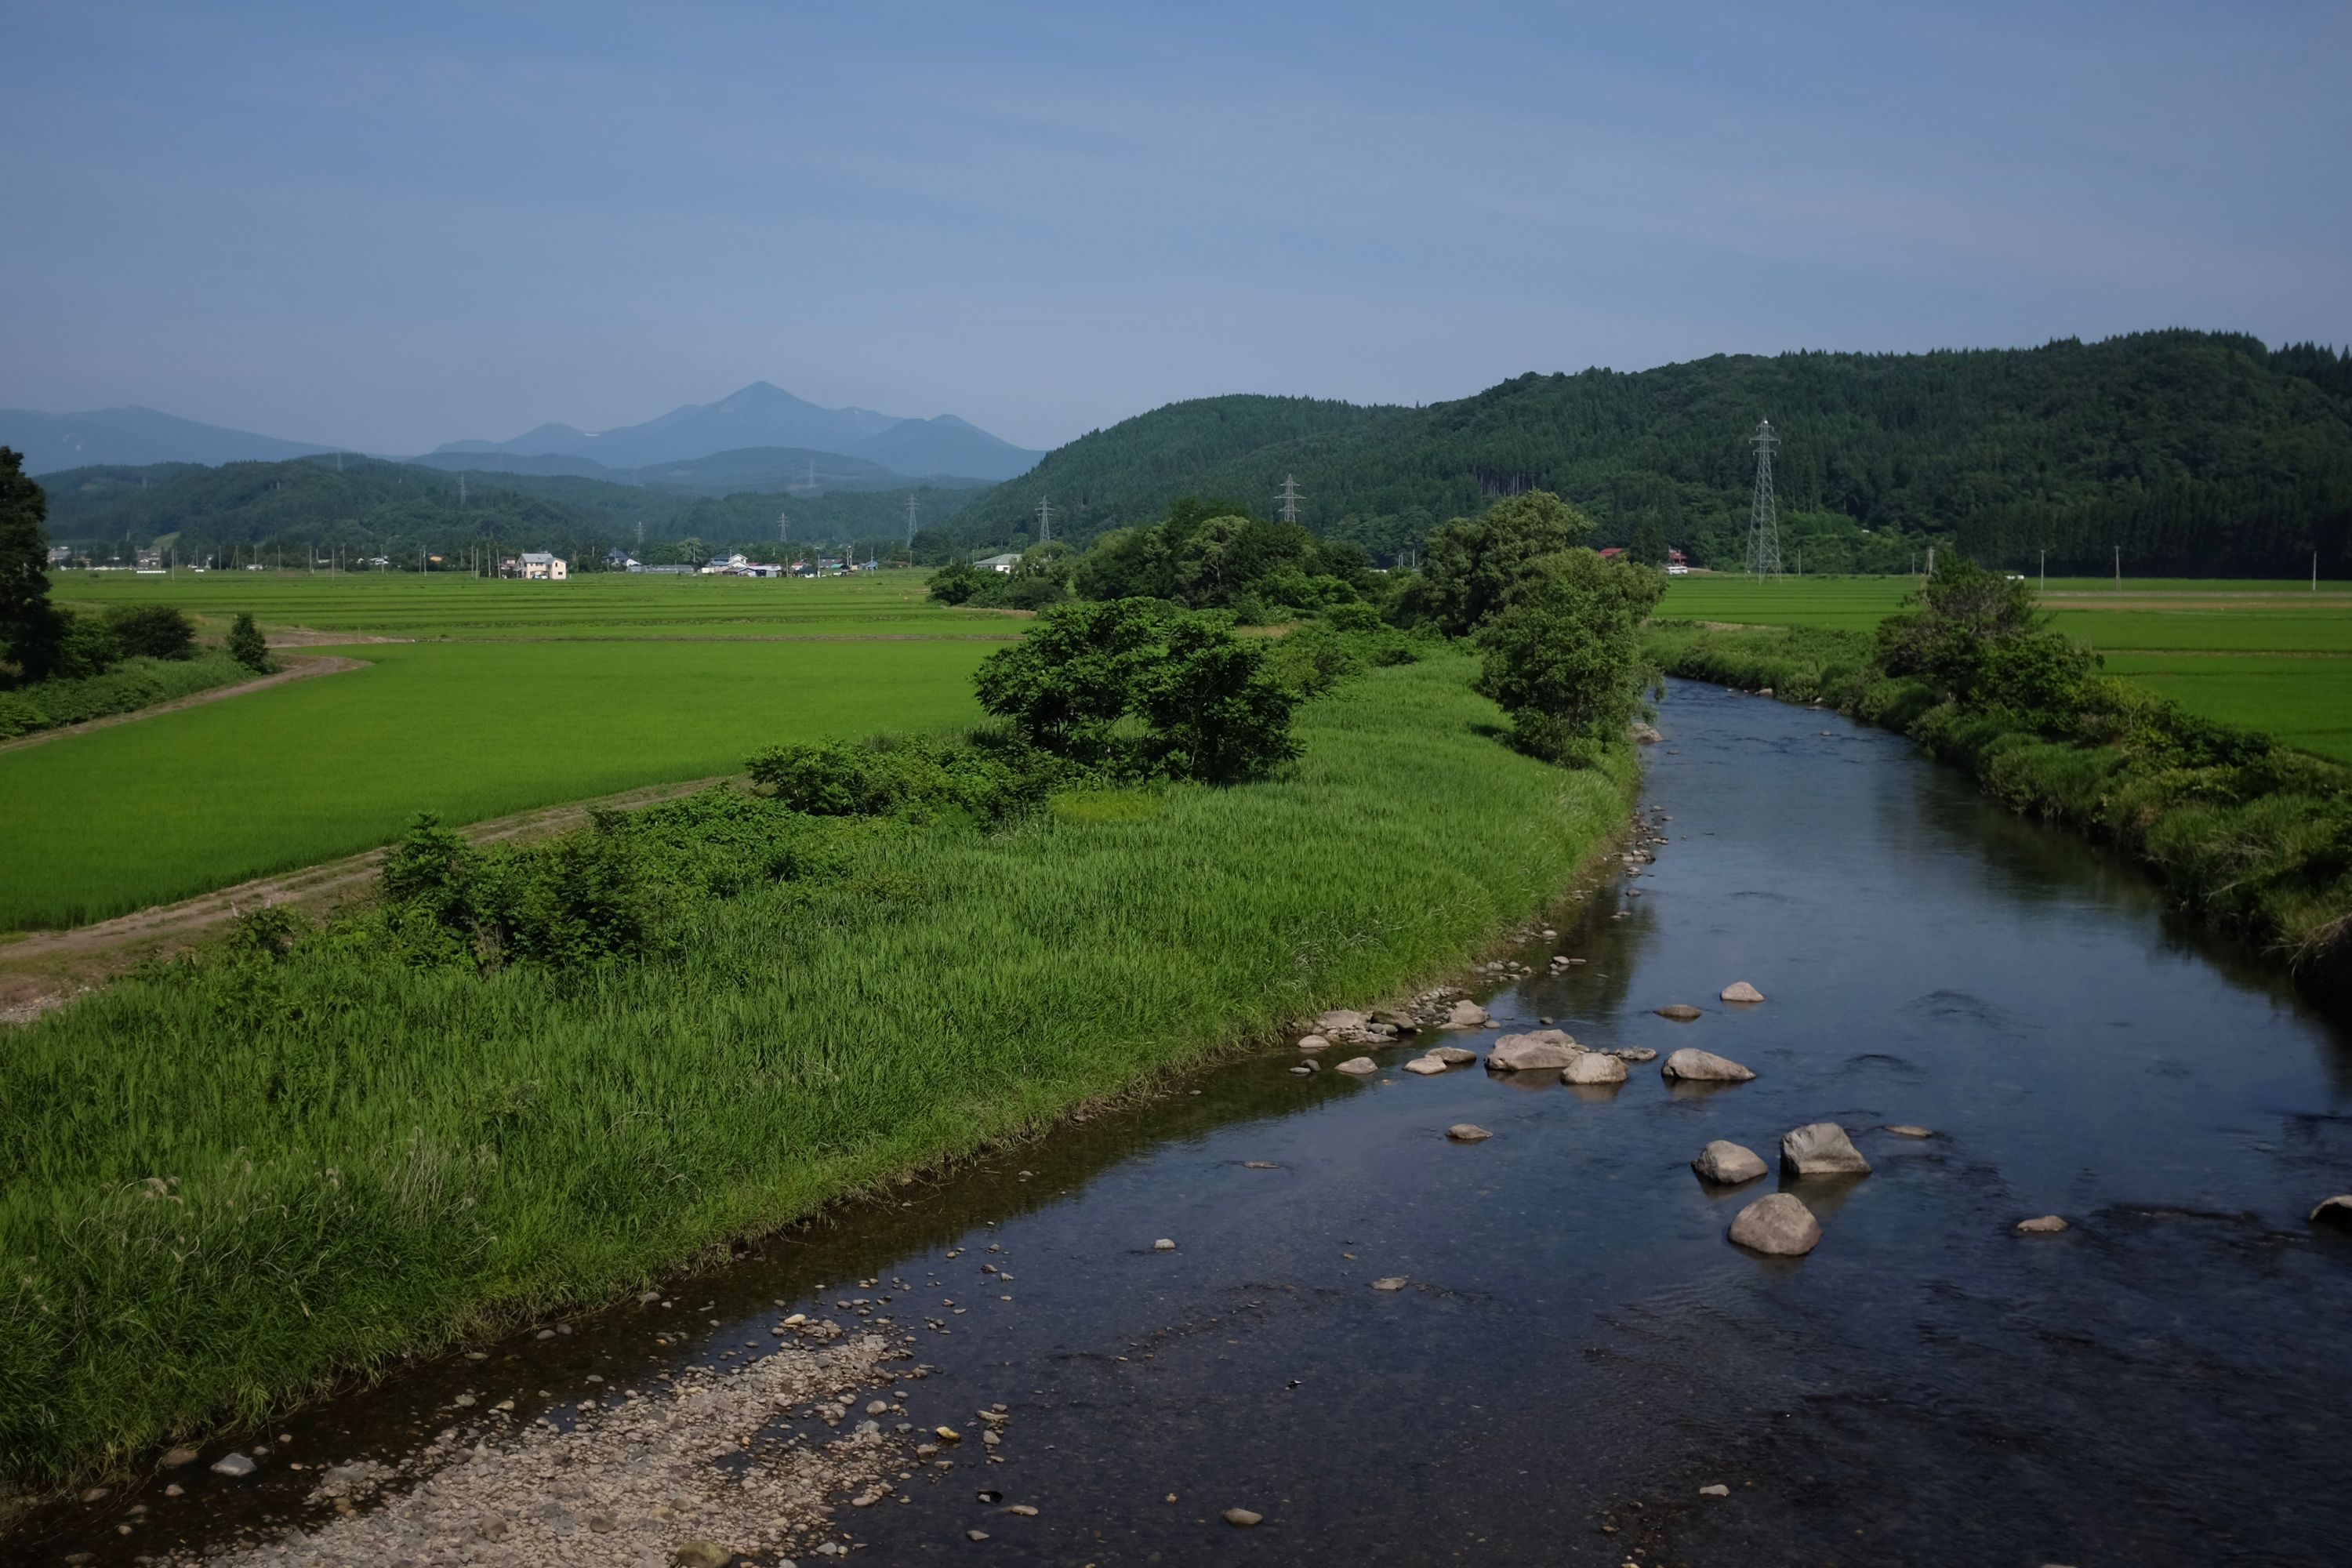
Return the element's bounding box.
[29,678,2352,1566]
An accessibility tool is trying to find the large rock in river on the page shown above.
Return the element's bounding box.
[2310,1194,2352,1228]
[1661,1048,1755,1083]
[1401,1055,1448,1076]
[1727,1192,1820,1256]
[1691,1140,1768,1185]
[1719,981,1765,1004]
[1486,1029,1581,1072]
[1560,1052,1627,1086]
[1428,1044,1479,1065]
[1655,1004,1704,1022]
[1334,1056,1378,1076]
[1444,1000,1491,1029]
[1780,1121,1871,1177]
[1316,1009,1369,1035]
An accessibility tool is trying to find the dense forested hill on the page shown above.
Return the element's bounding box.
[36,456,975,564]
[958,332,2352,575]
[966,394,1400,540]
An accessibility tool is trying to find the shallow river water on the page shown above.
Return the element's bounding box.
[32,678,2352,1566]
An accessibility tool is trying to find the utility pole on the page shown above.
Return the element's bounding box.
[1036,496,1053,544]
[1746,419,1781,579]
[1277,474,1302,526]
[2039,550,2045,591]
[2114,545,2121,590]
[1926,545,1935,576]
[2315,549,2321,592]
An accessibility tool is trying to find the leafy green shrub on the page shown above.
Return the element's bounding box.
[975,598,1298,783]
[928,562,985,604]
[1264,622,1365,699]
[1065,497,1373,610]
[227,612,270,673]
[974,598,1167,764]
[1402,490,1598,637]
[968,573,1068,611]
[379,810,673,971]
[1472,549,1663,764]
[746,733,1055,825]
[469,829,671,971]
[101,604,198,662]
[1134,614,1300,783]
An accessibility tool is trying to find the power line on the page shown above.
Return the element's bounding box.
[1746,419,1781,579]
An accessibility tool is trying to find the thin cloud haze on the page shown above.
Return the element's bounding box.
[2,0,2345,452]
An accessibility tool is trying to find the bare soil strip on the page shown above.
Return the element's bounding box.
[0,775,726,1024]
[0,654,367,757]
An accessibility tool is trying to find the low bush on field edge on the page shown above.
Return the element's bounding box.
[1646,564,2352,989]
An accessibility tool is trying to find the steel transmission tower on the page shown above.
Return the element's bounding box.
[1746,419,1782,579]
[1036,496,1054,544]
[1277,474,1302,525]
[906,493,918,546]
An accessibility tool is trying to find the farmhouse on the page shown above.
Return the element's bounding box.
[513,551,568,580]
[975,552,1021,573]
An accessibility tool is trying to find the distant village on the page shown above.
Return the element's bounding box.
[597,549,880,579]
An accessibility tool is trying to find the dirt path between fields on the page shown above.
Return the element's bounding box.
[0,653,369,757]
[0,775,727,1025]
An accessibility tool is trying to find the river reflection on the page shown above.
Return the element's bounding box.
[28,679,2352,1567]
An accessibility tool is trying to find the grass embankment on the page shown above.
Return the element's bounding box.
[0,654,254,742]
[0,654,1630,1484]
[1646,621,2352,989]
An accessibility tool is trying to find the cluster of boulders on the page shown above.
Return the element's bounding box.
[1694,1123,1870,1255]
[1294,958,2212,1257]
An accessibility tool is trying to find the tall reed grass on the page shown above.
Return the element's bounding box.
[0,655,1630,1483]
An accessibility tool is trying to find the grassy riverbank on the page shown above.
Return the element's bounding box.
[0,653,1630,1485]
[1646,621,2352,990]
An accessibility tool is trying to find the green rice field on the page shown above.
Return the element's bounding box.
[2,573,1008,930]
[1663,573,2352,763]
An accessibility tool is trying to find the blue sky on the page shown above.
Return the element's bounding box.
[3,1,2346,452]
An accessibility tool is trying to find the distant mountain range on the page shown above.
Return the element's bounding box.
[430,381,1043,482]
[2,381,1045,485]
[405,444,993,497]
[0,405,337,472]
